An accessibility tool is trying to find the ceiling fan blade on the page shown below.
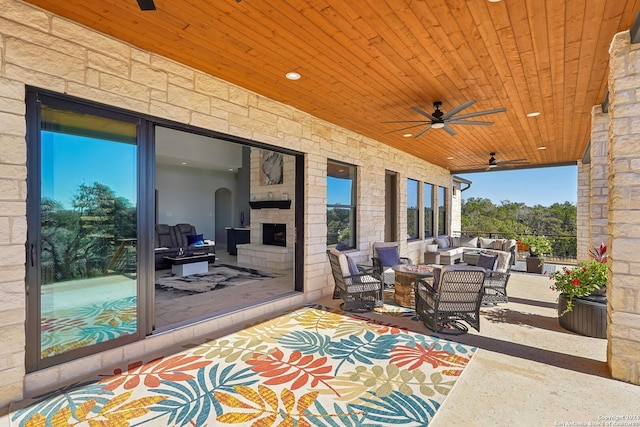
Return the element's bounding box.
[413,124,432,138]
[447,119,494,126]
[452,107,507,120]
[443,124,457,136]
[384,123,431,134]
[136,0,156,10]
[442,100,476,120]
[410,106,438,121]
[381,120,431,124]
[499,159,528,165]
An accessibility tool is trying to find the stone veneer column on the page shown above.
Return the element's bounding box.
[589,107,610,257]
[607,31,640,384]
[575,160,590,262]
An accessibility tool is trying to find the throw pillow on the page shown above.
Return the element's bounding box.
[187,233,205,246]
[376,246,400,267]
[494,239,505,250]
[479,237,495,249]
[477,253,498,270]
[346,255,360,276]
[436,237,450,249]
[503,239,517,252]
[460,237,478,248]
[449,236,460,248]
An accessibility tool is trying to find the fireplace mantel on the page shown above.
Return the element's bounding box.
[249,200,291,209]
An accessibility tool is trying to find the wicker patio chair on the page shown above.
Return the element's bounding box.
[414,265,486,334]
[328,248,383,312]
[477,250,512,305]
[371,242,413,288]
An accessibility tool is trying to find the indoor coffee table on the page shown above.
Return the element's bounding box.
[391,264,435,308]
[164,253,216,277]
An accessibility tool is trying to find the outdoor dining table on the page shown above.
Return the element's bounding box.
[391,264,437,308]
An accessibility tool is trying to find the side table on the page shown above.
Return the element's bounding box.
[424,252,440,264]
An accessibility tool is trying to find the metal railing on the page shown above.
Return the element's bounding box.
[456,230,578,264]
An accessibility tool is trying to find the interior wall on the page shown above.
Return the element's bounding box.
[155,163,237,239]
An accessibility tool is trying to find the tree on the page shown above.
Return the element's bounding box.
[41,182,136,282]
[461,198,577,258]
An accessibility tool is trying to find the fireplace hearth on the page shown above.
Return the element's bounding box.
[263,223,286,247]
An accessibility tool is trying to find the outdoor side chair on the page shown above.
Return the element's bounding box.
[328,248,383,312]
[371,242,413,288]
[414,265,486,334]
[477,250,512,305]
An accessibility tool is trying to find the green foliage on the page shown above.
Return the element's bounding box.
[327,207,352,246]
[461,198,577,258]
[41,182,136,282]
[519,235,553,257]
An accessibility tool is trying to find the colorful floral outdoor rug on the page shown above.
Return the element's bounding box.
[10,304,476,426]
[41,295,137,359]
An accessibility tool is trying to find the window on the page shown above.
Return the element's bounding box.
[424,183,434,238]
[407,179,419,240]
[438,186,447,235]
[327,160,356,250]
[26,91,144,371]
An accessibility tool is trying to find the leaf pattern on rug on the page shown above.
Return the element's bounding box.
[246,349,334,391]
[100,355,212,390]
[11,305,477,427]
[390,343,472,375]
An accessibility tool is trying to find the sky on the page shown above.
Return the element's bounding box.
[41,132,137,208]
[457,165,577,206]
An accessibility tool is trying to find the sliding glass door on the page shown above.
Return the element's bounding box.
[26,92,150,371]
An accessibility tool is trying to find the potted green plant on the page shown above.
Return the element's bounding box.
[518,235,553,274]
[549,243,608,338]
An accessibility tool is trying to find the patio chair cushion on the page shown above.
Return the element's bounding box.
[477,253,498,270]
[436,236,450,249]
[376,246,400,267]
[346,255,360,275]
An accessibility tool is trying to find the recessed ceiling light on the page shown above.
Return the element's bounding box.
[285,72,301,80]
[488,0,502,2]
[527,111,541,117]
[403,133,413,137]
[447,156,454,160]
[181,162,187,165]
[229,168,234,171]
[537,146,547,150]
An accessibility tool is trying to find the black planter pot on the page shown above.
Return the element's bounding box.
[558,294,607,338]
[525,256,544,274]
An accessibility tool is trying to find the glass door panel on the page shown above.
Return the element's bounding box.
[39,104,138,359]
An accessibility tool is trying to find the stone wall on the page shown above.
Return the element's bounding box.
[589,107,610,258]
[576,160,590,262]
[0,0,452,407]
[607,31,640,384]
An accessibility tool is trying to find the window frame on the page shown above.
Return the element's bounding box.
[327,159,357,251]
[438,185,447,236]
[423,182,434,238]
[407,178,419,240]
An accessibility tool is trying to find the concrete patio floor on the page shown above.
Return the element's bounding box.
[3,268,639,426]
[317,269,640,427]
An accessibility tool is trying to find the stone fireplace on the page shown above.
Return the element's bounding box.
[263,223,286,247]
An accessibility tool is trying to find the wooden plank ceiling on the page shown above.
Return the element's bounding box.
[22,0,640,173]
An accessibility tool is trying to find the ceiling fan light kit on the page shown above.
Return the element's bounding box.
[383,100,506,137]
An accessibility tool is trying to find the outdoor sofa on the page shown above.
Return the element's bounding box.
[424,235,517,266]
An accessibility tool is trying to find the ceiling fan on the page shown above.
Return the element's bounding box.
[136,0,156,10]
[383,100,506,137]
[485,152,528,169]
